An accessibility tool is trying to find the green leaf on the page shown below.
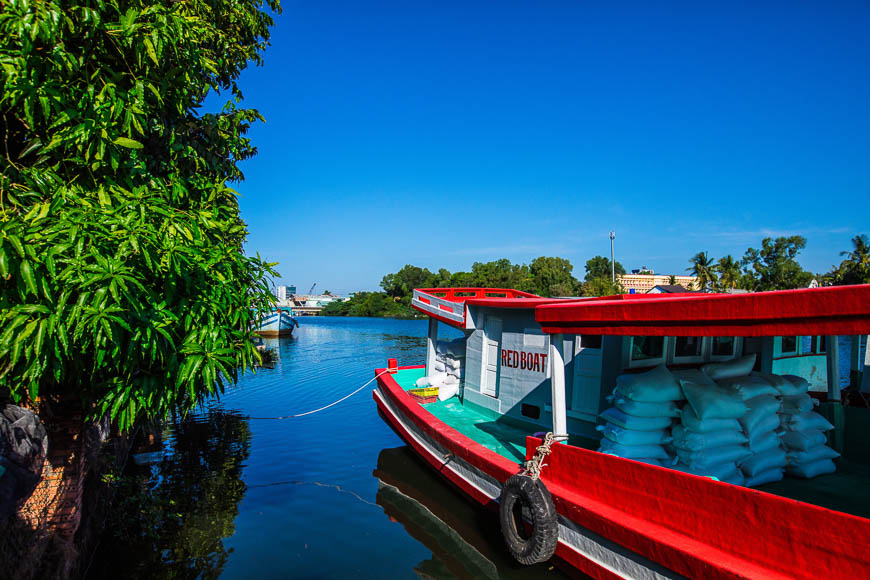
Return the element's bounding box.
[113,137,144,149]
[20,261,38,297]
[143,37,159,65]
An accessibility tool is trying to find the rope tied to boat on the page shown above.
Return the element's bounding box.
[248,368,392,420]
[523,432,556,481]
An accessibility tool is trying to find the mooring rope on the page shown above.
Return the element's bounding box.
[248,368,392,420]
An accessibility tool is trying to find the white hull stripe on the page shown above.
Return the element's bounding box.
[375,386,682,580]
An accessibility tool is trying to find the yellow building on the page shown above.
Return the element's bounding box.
[617,273,699,294]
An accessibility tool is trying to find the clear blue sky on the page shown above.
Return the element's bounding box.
[217,1,870,294]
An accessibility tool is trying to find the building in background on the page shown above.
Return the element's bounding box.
[618,270,699,294]
[276,285,296,303]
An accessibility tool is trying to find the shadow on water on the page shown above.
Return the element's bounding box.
[86,409,251,579]
[373,446,582,580]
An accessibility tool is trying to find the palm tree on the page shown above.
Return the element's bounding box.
[688,251,717,291]
[715,255,741,291]
[840,235,870,283]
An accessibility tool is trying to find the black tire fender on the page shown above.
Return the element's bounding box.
[498,473,559,565]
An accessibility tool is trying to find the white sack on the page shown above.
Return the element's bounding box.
[615,364,683,402]
[739,448,786,478]
[751,372,801,396]
[427,372,447,388]
[675,445,752,470]
[613,395,681,419]
[781,429,827,451]
[415,376,431,388]
[739,395,782,434]
[717,375,780,401]
[747,430,782,454]
[597,423,672,446]
[599,407,673,431]
[781,374,811,394]
[745,468,785,487]
[443,356,462,370]
[437,381,460,402]
[598,438,671,460]
[672,424,748,451]
[781,412,834,432]
[433,360,446,373]
[681,406,742,433]
[780,394,814,415]
[786,458,836,479]
[744,414,781,445]
[680,380,748,420]
[701,354,757,380]
[786,445,840,464]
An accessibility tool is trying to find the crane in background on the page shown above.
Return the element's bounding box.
[308,283,316,296]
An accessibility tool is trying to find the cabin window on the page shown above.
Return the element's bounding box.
[579,335,602,350]
[673,336,703,360]
[711,336,736,358]
[631,336,664,364]
[814,336,826,354]
[781,336,798,355]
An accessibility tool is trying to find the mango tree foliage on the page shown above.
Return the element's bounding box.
[0,0,281,430]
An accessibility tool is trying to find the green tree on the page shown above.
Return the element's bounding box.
[827,235,870,286]
[581,276,625,297]
[584,256,625,282]
[0,0,280,429]
[741,236,813,291]
[688,251,717,291]
[529,256,580,297]
[380,265,434,301]
[470,259,535,292]
[715,255,741,291]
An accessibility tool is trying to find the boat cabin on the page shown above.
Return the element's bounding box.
[415,287,869,438]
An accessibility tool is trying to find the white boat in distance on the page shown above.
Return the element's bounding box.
[253,308,298,337]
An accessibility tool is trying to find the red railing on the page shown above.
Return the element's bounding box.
[415,287,539,302]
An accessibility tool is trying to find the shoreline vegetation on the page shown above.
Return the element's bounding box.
[322,235,870,319]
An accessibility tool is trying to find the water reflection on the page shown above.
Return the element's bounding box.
[88,410,251,579]
[373,446,572,580]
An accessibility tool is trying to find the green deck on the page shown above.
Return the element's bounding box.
[390,368,870,520]
[392,368,595,463]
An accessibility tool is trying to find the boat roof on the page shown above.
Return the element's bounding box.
[413,285,870,336]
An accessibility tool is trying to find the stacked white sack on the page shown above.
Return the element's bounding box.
[597,364,682,467]
[670,359,755,486]
[778,375,839,479]
[425,339,465,401]
[715,373,785,487]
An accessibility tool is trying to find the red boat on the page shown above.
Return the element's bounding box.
[374,285,870,579]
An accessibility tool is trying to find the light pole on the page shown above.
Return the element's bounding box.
[609,230,616,284]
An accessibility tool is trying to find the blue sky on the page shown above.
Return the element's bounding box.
[217,1,869,294]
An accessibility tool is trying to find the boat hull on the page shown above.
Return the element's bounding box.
[253,310,298,337]
[374,365,870,580]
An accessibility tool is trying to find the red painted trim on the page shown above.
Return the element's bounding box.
[374,367,520,484]
[526,437,870,580]
[536,284,870,336]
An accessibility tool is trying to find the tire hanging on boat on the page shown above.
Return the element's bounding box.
[498,473,559,565]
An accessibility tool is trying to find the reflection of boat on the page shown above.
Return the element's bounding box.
[252,308,298,337]
[374,285,870,578]
[373,446,565,580]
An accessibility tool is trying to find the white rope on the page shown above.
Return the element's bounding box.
[249,368,392,420]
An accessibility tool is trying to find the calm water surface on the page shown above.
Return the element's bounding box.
[88,317,571,579]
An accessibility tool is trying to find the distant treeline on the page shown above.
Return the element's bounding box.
[321,255,626,318]
[322,234,869,319]
[688,234,870,292]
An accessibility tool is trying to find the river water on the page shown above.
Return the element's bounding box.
[86,317,569,579]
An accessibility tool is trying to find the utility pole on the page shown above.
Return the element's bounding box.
[609,230,616,284]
